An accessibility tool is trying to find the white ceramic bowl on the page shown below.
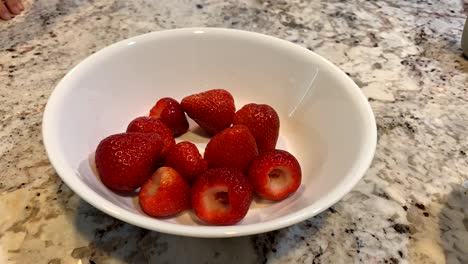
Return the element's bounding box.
[42,28,376,238]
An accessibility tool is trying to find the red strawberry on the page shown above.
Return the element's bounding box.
[95,133,163,192]
[149,97,189,136]
[204,125,258,173]
[126,116,175,159]
[181,89,235,135]
[164,141,207,184]
[191,168,253,225]
[248,149,302,200]
[233,103,280,152]
[139,167,191,217]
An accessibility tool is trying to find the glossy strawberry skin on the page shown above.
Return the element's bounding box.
[191,168,253,225]
[248,149,302,200]
[164,141,208,184]
[181,89,235,135]
[139,167,191,217]
[149,97,189,136]
[126,116,175,159]
[95,133,163,192]
[233,103,280,153]
[204,125,259,174]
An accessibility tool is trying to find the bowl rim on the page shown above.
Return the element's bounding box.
[42,27,377,238]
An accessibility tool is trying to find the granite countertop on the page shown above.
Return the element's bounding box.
[1,0,467,263]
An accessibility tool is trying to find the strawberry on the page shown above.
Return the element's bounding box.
[164,141,207,184]
[233,103,280,152]
[248,149,302,200]
[204,125,259,173]
[149,97,189,136]
[181,89,235,135]
[126,116,175,159]
[95,133,163,192]
[191,168,253,225]
[139,167,191,217]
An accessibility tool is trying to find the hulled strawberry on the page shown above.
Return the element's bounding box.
[126,116,175,159]
[204,125,258,173]
[248,149,302,200]
[95,133,163,192]
[139,167,191,217]
[164,141,207,184]
[181,89,235,135]
[149,97,189,136]
[233,103,280,152]
[191,168,253,225]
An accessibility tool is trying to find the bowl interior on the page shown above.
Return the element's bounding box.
[43,28,375,237]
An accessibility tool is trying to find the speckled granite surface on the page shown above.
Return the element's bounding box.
[1,0,467,263]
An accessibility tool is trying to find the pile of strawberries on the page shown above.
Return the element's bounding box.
[95,89,302,225]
